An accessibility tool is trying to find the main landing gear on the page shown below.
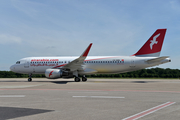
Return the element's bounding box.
[74,75,87,82]
[82,76,87,82]
[28,73,32,82]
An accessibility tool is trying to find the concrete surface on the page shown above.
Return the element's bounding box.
[0,78,180,120]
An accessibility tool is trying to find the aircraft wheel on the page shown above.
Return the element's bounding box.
[28,78,32,82]
[82,77,87,82]
[75,77,80,82]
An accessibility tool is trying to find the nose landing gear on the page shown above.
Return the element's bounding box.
[28,74,32,82]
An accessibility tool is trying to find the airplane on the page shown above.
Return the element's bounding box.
[10,29,171,82]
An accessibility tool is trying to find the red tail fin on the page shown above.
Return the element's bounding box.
[134,29,167,57]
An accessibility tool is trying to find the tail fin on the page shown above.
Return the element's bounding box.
[134,29,167,57]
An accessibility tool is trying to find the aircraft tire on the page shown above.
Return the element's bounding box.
[82,77,87,82]
[28,78,32,82]
[75,77,80,82]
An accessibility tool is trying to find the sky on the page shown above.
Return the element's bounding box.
[0,0,180,71]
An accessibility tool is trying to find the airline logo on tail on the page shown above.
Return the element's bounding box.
[150,33,160,50]
[134,29,167,57]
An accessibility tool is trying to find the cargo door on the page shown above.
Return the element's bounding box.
[24,60,29,68]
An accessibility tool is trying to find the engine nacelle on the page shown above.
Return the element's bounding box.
[45,69,70,79]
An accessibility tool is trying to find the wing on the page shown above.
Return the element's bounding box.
[62,43,92,71]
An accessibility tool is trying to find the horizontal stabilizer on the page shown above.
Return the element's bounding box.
[145,56,169,64]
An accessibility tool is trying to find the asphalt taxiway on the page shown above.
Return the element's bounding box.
[0,78,180,120]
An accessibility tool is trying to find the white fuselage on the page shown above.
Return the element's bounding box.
[9,29,170,82]
[10,56,170,75]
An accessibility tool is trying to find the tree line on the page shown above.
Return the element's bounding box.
[0,68,180,78]
[86,68,180,78]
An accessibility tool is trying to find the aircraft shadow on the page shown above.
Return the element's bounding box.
[0,106,54,120]
[0,79,158,84]
[51,81,74,84]
[89,80,157,83]
[0,80,74,84]
[131,81,157,83]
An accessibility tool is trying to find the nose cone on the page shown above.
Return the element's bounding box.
[10,65,15,72]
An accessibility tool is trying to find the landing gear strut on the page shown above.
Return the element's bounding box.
[28,74,32,82]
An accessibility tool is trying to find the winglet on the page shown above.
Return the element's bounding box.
[60,43,93,71]
[81,43,93,57]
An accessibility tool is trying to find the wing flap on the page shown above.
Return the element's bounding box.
[79,68,97,74]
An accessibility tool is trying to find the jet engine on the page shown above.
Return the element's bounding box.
[45,69,71,79]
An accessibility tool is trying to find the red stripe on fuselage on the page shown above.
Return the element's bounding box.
[53,64,66,68]
[84,56,121,61]
[52,56,123,69]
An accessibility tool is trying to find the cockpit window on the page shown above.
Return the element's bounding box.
[16,61,20,64]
